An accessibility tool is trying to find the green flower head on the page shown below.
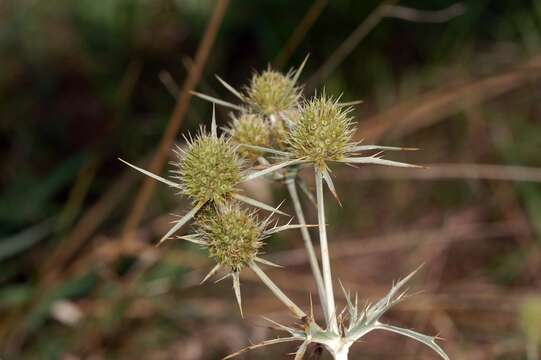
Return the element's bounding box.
[196,203,263,271]
[119,113,293,247]
[245,69,301,117]
[287,94,356,169]
[176,132,243,204]
[229,113,272,161]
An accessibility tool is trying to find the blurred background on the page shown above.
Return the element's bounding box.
[1,0,541,359]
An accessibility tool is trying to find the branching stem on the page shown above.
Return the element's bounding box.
[315,168,338,332]
[286,177,328,324]
[333,346,350,360]
[249,261,306,319]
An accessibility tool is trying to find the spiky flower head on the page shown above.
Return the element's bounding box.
[245,68,301,117]
[229,113,272,161]
[176,132,243,204]
[119,113,291,246]
[287,94,355,169]
[196,203,263,271]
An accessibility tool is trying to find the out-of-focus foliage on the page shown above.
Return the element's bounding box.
[1,0,540,359]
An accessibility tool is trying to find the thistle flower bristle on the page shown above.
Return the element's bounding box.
[245,68,301,116]
[177,132,243,204]
[269,115,290,150]
[229,113,272,161]
[287,93,356,169]
[196,203,263,271]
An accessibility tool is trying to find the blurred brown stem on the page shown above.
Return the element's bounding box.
[356,54,541,142]
[384,3,465,23]
[121,0,230,241]
[40,61,144,281]
[306,1,465,91]
[273,0,328,69]
[306,0,398,91]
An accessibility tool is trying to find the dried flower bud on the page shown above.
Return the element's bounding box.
[177,133,242,204]
[245,69,300,116]
[287,95,355,169]
[229,113,271,161]
[196,203,263,271]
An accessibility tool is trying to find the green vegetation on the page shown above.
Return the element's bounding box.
[1,0,540,358]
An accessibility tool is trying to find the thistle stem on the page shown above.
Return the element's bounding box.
[285,177,328,324]
[333,346,350,360]
[250,261,306,319]
[315,168,338,332]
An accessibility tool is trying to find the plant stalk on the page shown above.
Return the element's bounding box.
[315,168,338,332]
[323,339,352,360]
[249,261,306,319]
[285,177,328,323]
[333,347,350,360]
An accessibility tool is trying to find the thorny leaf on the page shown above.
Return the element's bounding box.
[243,159,304,182]
[373,323,449,360]
[223,336,302,360]
[157,202,204,245]
[118,158,180,189]
[216,75,245,101]
[341,267,449,359]
[321,168,341,206]
[342,155,421,168]
[232,272,243,318]
[191,90,243,110]
[233,193,288,216]
[200,264,221,284]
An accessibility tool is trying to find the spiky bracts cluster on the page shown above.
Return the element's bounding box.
[229,114,271,161]
[122,57,449,360]
[120,120,293,245]
[226,267,449,360]
[196,203,262,271]
[176,133,242,204]
[184,201,307,318]
[192,58,308,159]
[287,95,355,169]
[245,69,301,116]
[268,117,290,151]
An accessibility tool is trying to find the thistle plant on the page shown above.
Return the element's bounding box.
[121,59,450,359]
[192,57,305,120]
[185,201,309,318]
[192,56,307,152]
[243,67,302,117]
[119,109,297,245]
[226,113,271,162]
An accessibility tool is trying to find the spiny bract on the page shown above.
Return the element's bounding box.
[269,112,294,151]
[229,113,271,161]
[287,94,355,169]
[177,133,242,204]
[196,203,263,271]
[245,69,301,116]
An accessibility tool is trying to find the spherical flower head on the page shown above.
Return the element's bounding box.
[245,69,300,116]
[178,133,242,204]
[229,113,271,161]
[287,95,356,169]
[197,204,263,271]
